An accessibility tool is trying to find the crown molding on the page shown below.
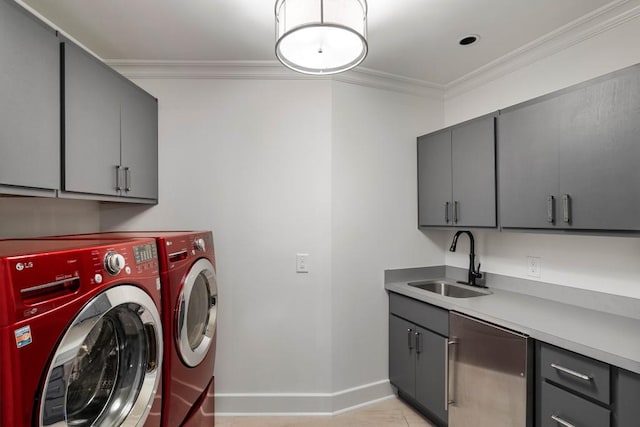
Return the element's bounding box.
[445,0,640,99]
[107,60,444,99]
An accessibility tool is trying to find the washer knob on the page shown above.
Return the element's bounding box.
[194,238,206,251]
[105,252,126,275]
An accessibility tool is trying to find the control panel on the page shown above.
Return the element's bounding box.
[0,238,160,323]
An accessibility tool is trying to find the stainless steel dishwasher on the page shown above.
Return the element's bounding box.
[448,312,532,427]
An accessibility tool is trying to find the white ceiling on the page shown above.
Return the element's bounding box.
[20,0,621,86]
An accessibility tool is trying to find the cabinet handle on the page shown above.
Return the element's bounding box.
[115,165,122,191]
[415,332,422,354]
[445,339,457,411]
[547,195,555,223]
[453,201,459,224]
[551,415,576,427]
[445,202,450,223]
[562,194,571,224]
[124,167,131,192]
[550,363,592,381]
[407,328,413,350]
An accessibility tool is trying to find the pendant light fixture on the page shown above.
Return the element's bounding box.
[274,0,368,75]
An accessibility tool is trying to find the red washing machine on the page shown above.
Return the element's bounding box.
[48,231,218,427]
[0,238,163,427]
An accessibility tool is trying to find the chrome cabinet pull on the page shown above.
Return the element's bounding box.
[407,328,413,350]
[115,165,122,191]
[445,339,457,410]
[562,194,571,224]
[550,363,592,381]
[124,167,131,192]
[453,201,459,224]
[551,414,576,427]
[415,332,422,354]
[547,195,555,223]
[445,202,450,223]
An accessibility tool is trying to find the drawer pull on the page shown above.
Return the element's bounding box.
[551,414,576,427]
[551,363,592,381]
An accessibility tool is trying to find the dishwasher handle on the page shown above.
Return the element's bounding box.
[445,339,457,410]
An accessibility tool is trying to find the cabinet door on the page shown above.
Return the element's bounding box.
[451,115,496,227]
[389,315,416,398]
[63,41,121,196]
[120,80,158,200]
[615,369,640,427]
[0,0,59,190]
[414,326,448,425]
[498,100,560,229]
[418,131,452,227]
[558,66,640,230]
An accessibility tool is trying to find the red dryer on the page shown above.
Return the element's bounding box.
[0,238,163,426]
[49,231,219,427]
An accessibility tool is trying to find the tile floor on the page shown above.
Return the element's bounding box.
[216,396,436,427]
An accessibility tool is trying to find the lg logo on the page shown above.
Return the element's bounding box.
[15,262,34,271]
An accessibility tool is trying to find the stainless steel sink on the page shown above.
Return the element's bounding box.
[408,280,491,298]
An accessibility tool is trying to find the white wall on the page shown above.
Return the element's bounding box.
[100,78,335,400]
[330,81,445,393]
[0,198,99,238]
[99,77,445,412]
[444,14,640,299]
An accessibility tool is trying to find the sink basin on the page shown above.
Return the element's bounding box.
[408,280,491,298]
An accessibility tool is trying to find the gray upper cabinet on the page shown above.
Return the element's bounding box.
[63,41,121,197]
[499,64,640,231]
[418,130,452,226]
[0,0,59,194]
[62,41,158,202]
[120,79,158,200]
[418,114,496,228]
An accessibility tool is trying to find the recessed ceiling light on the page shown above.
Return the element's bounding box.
[459,35,480,46]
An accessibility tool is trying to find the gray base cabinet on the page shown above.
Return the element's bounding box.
[389,293,448,426]
[0,0,59,194]
[537,342,639,427]
[418,114,496,228]
[499,64,640,231]
[63,41,158,202]
[615,369,640,427]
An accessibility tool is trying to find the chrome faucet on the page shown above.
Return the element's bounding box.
[449,230,484,288]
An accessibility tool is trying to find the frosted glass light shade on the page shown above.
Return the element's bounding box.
[275,0,368,75]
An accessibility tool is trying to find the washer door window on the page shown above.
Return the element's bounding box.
[177,258,217,367]
[40,285,162,427]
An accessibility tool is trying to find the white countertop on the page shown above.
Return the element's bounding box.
[385,274,640,374]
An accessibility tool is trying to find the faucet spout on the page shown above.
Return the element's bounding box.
[449,230,484,287]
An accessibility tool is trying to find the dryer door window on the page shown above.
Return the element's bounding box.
[177,258,217,367]
[39,285,163,427]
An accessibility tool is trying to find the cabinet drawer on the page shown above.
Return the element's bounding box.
[540,382,610,427]
[389,293,448,336]
[539,343,610,404]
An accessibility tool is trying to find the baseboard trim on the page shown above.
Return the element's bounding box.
[215,379,393,416]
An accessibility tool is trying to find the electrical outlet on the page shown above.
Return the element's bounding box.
[296,253,309,273]
[527,256,541,278]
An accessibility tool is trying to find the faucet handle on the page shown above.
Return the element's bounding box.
[472,263,483,278]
